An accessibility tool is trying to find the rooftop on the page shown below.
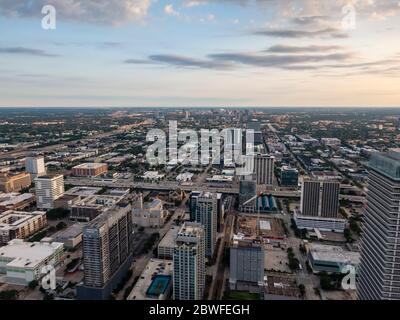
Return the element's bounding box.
[127,259,173,300]
[309,244,360,265]
[0,239,63,269]
[368,150,400,180]
[73,163,107,169]
[158,225,180,248]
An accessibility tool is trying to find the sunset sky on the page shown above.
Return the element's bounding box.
[1,0,400,107]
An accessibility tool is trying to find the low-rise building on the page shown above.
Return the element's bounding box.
[71,163,108,177]
[0,193,35,212]
[0,172,31,193]
[52,222,87,249]
[0,239,64,285]
[70,194,124,221]
[0,210,47,245]
[307,243,360,274]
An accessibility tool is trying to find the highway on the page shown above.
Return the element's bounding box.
[65,177,366,203]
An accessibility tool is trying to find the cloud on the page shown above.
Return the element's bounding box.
[164,4,180,17]
[253,27,348,39]
[183,1,207,7]
[124,49,354,70]
[0,47,58,57]
[209,52,353,68]
[125,54,234,69]
[266,44,345,53]
[0,0,151,25]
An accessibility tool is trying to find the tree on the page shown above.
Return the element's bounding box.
[319,272,334,290]
[56,221,67,231]
[28,280,39,290]
[298,284,306,297]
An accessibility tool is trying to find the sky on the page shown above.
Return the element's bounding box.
[1,0,400,108]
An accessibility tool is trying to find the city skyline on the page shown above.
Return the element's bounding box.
[1,0,400,107]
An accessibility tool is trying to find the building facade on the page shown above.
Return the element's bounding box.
[0,173,31,193]
[254,154,275,186]
[35,175,64,210]
[239,176,257,213]
[357,151,400,300]
[25,156,46,179]
[0,239,63,285]
[72,163,108,177]
[194,192,217,257]
[77,204,134,300]
[0,210,47,245]
[280,166,299,187]
[173,222,205,300]
[294,178,344,232]
[229,238,265,293]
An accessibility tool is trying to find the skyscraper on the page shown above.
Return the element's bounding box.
[254,154,275,186]
[294,178,345,232]
[194,192,217,257]
[173,222,205,300]
[34,175,64,209]
[358,150,400,300]
[77,204,134,300]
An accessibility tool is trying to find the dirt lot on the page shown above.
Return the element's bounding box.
[265,248,291,273]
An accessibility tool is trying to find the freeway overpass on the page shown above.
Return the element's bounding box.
[65,177,366,203]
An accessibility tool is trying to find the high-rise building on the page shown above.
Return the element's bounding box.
[25,156,46,178]
[239,175,257,213]
[194,192,217,257]
[357,150,400,300]
[77,204,134,300]
[229,238,265,293]
[34,175,64,210]
[294,178,345,232]
[173,222,205,300]
[280,166,299,187]
[189,191,202,221]
[300,179,340,217]
[254,154,275,186]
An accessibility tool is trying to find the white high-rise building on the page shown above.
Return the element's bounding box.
[358,150,400,300]
[194,192,217,257]
[173,222,205,300]
[25,156,46,178]
[34,175,64,209]
[254,154,274,186]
